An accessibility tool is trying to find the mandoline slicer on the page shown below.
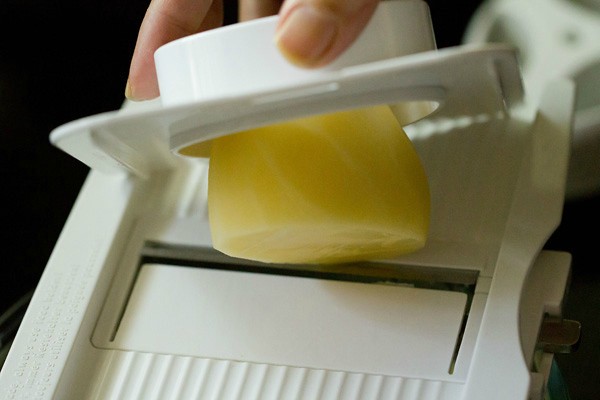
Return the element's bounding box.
[0,1,580,399]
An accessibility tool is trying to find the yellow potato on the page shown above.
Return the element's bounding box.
[206,105,430,264]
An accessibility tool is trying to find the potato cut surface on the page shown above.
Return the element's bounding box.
[206,105,430,264]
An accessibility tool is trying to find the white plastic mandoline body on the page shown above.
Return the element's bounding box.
[463,0,600,199]
[1,1,575,399]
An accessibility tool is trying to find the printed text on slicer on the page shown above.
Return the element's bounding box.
[192,105,430,264]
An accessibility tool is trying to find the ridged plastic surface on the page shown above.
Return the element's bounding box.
[87,351,463,400]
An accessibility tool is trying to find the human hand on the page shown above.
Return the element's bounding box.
[125,0,380,101]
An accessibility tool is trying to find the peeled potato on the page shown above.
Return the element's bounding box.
[206,105,430,264]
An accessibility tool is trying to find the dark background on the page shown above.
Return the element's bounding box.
[0,1,597,399]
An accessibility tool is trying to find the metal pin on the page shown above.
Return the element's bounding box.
[537,317,581,354]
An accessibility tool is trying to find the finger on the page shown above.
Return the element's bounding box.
[239,0,283,21]
[200,0,224,31]
[275,0,379,68]
[126,0,223,101]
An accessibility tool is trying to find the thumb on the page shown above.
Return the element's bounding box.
[274,0,380,68]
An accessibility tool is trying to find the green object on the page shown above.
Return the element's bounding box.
[547,359,571,400]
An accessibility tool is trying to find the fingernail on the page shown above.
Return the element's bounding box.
[275,5,338,67]
[124,79,134,100]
